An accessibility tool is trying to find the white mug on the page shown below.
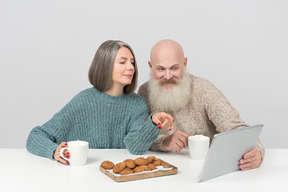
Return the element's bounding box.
[60,140,89,166]
[188,135,210,159]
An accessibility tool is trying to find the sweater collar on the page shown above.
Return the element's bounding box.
[92,88,125,102]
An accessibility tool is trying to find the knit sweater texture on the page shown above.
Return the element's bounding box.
[26,87,160,159]
[138,74,264,158]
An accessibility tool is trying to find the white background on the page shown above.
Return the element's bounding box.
[1,0,287,148]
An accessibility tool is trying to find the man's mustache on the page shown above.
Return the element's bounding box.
[159,78,178,85]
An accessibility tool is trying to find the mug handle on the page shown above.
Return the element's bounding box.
[59,147,69,161]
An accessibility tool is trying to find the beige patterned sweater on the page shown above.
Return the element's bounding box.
[138,74,264,158]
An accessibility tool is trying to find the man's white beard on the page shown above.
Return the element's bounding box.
[148,72,191,112]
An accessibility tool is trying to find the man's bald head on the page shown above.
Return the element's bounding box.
[150,39,185,62]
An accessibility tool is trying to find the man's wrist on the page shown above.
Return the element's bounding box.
[161,137,169,151]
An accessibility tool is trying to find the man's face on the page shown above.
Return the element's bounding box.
[149,51,187,88]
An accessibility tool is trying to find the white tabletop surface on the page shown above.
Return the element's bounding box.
[0,148,287,192]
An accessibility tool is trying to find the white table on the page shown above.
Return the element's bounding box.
[0,149,287,192]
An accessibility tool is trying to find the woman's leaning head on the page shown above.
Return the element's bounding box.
[89,40,138,94]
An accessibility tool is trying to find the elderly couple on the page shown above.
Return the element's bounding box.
[26,39,264,171]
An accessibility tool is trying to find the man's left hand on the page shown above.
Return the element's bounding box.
[239,148,262,170]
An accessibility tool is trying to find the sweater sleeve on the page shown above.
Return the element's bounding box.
[149,133,169,151]
[203,80,265,158]
[123,98,160,155]
[203,81,248,132]
[26,93,80,160]
[26,116,64,160]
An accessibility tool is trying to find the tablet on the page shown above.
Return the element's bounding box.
[197,124,263,182]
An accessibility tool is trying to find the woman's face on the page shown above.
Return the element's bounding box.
[111,46,135,88]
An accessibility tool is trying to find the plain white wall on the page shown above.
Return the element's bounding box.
[1,0,287,148]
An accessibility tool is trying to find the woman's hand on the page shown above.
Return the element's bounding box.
[53,142,70,165]
[152,112,174,131]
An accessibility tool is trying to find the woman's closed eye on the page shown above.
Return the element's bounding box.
[130,59,135,65]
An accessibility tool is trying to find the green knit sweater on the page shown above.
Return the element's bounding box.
[26,87,160,159]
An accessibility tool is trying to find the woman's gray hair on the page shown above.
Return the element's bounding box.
[88,40,138,94]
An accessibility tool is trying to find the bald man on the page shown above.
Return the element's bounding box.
[138,39,264,171]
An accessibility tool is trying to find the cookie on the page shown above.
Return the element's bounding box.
[119,168,134,175]
[134,157,148,166]
[153,159,162,166]
[148,163,157,170]
[101,160,114,169]
[124,159,136,169]
[113,162,126,174]
[134,165,149,173]
[147,156,156,163]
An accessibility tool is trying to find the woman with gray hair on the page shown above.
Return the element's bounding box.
[26,40,174,165]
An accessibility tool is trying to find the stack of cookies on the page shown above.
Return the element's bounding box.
[101,156,163,175]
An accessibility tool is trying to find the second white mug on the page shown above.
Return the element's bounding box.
[188,135,210,159]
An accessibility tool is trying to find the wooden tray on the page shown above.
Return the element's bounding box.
[100,159,178,182]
